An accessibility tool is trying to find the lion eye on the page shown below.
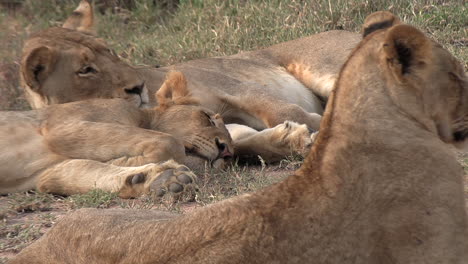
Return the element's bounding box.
[203,112,216,126]
[209,118,216,126]
[77,66,97,75]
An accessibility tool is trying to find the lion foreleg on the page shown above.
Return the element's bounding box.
[43,121,187,166]
[37,159,196,198]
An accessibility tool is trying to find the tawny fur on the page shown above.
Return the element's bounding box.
[62,0,95,34]
[20,27,147,109]
[11,13,468,263]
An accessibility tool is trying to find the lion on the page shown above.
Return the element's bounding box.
[20,0,361,134]
[2,71,314,197]
[11,12,468,263]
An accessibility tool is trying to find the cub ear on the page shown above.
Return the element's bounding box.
[382,24,432,82]
[156,71,190,105]
[21,46,57,92]
[362,11,401,37]
[62,0,95,35]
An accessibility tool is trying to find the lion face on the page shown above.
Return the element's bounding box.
[160,105,233,163]
[431,46,468,148]
[21,27,148,109]
[366,20,468,149]
[153,72,233,165]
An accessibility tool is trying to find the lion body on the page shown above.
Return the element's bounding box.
[138,29,360,131]
[12,13,468,263]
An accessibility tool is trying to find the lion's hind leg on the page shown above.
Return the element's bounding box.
[37,159,196,198]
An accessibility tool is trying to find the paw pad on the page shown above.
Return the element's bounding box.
[128,172,146,185]
[149,165,196,197]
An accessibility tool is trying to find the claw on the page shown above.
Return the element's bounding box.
[168,183,183,193]
[176,173,193,184]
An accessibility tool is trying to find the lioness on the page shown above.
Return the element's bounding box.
[20,0,361,132]
[11,12,468,263]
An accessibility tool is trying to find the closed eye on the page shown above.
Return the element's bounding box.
[77,66,97,75]
[203,111,216,126]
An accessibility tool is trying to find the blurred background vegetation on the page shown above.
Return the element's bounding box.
[0,0,466,110]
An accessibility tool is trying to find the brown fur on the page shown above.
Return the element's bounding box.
[362,11,401,37]
[62,0,95,34]
[11,13,468,263]
[20,27,147,109]
[0,72,233,197]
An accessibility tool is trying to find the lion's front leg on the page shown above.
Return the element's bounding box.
[37,159,196,198]
[229,121,314,163]
[42,121,187,166]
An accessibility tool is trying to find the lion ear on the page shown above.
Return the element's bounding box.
[362,11,401,37]
[382,24,432,83]
[156,71,190,105]
[22,46,57,92]
[63,0,95,35]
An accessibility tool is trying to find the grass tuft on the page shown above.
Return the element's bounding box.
[66,189,118,208]
[0,223,43,253]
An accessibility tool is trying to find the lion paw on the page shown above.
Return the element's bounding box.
[148,166,195,197]
[122,160,197,198]
[270,121,313,156]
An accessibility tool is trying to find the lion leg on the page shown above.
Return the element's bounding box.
[228,121,313,163]
[36,159,196,198]
[258,103,322,131]
[42,121,187,166]
[224,95,322,131]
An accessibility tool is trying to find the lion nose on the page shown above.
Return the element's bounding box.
[124,82,145,95]
[216,138,232,159]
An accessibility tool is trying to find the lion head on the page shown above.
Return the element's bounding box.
[377,19,468,148]
[150,71,234,166]
[20,27,148,109]
[341,11,468,149]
